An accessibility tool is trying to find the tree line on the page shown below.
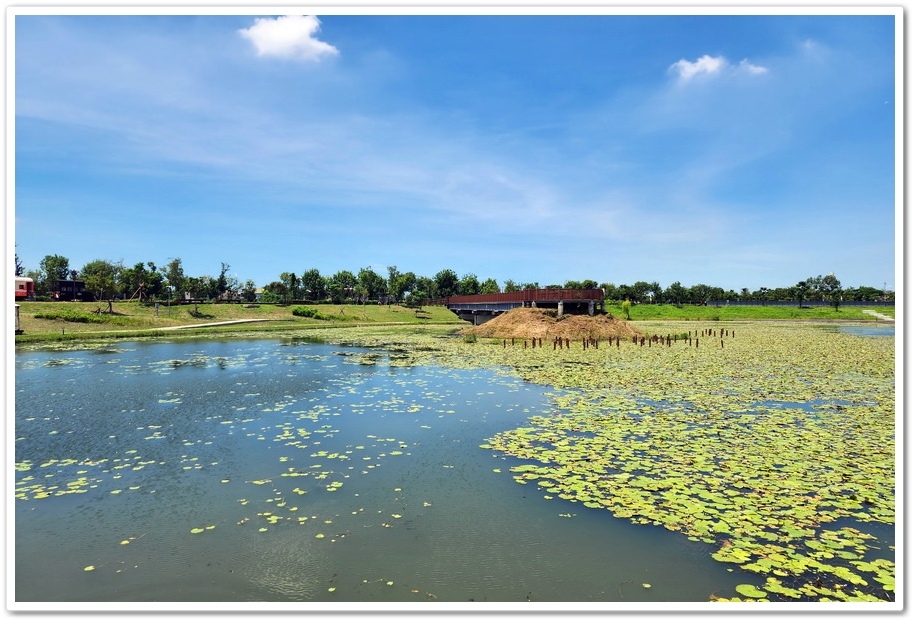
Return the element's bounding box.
[15,252,893,308]
[602,276,892,308]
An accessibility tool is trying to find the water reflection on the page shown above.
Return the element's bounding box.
[15,338,758,605]
[838,325,894,337]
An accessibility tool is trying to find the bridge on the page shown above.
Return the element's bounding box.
[445,288,606,325]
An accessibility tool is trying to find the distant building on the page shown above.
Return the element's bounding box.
[54,279,89,301]
[14,276,35,300]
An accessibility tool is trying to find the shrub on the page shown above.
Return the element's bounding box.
[34,309,106,324]
[291,306,331,320]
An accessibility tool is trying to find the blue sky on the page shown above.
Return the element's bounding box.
[11,8,900,293]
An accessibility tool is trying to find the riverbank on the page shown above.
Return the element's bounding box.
[12,301,465,346]
[13,300,894,348]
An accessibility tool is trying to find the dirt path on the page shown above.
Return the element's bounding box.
[159,319,271,330]
[862,309,894,322]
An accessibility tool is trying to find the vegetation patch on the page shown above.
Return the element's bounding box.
[291,306,333,321]
[33,309,109,324]
[301,320,895,603]
[475,322,895,603]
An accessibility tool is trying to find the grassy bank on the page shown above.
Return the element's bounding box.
[13,300,466,345]
[13,300,893,347]
[607,302,894,322]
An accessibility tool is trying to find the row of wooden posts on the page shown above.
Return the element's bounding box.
[501,328,737,350]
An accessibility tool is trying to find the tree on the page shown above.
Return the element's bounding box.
[279,271,300,302]
[15,253,24,277]
[503,279,520,293]
[806,275,824,301]
[260,281,287,303]
[240,279,258,303]
[328,270,357,304]
[301,268,327,302]
[404,288,427,309]
[630,281,654,303]
[480,278,500,294]
[386,265,403,303]
[162,258,187,300]
[600,283,619,300]
[385,266,416,304]
[357,267,386,303]
[820,273,843,311]
[80,259,120,312]
[39,254,70,295]
[687,283,714,305]
[399,272,417,301]
[663,281,688,305]
[434,269,459,297]
[186,275,216,300]
[458,273,480,295]
[846,285,883,302]
[563,279,599,290]
[412,275,434,303]
[217,262,232,300]
[794,280,811,308]
[119,261,162,300]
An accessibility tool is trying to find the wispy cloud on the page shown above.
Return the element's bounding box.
[669,54,768,83]
[669,54,726,81]
[738,58,768,75]
[238,15,338,62]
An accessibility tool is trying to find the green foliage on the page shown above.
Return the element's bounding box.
[606,303,879,321]
[80,259,119,302]
[38,254,71,295]
[480,277,501,294]
[434,268,459,297]
[476,322,894,603]
[162,258,187,298]
[301,268,328,301]
[34,309,107,324]
[458,273,481,295]
[291,306,332,320]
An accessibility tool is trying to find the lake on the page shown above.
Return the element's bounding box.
[13,337,761,607]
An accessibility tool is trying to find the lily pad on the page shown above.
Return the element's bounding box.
[735,584,768,599]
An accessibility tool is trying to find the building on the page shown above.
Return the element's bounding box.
[54,279,89,301]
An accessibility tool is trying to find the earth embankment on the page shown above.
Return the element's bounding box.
[459,307,643,340]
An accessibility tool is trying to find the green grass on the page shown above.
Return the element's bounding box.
[607,303,894,322]
[14,300,465,345]
[14,299,893,347]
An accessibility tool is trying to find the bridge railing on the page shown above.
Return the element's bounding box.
[446,288,604,305]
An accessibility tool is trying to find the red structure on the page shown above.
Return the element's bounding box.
[14,277,35,300]
[445,288,605,324]
[446,288,605,306]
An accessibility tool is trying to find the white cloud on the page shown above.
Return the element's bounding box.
[669,54,726,81]
[238,15,338,62]
[738,58,769,75]
[669,54,768,83]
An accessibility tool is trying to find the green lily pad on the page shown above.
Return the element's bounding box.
[735,584,768,599]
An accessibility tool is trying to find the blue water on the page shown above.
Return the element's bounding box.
[13,338,763,605]
[838,325,895,337]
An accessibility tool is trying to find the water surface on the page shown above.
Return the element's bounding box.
[14,338,761,605]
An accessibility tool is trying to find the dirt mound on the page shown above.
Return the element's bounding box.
[460,307,643,340]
